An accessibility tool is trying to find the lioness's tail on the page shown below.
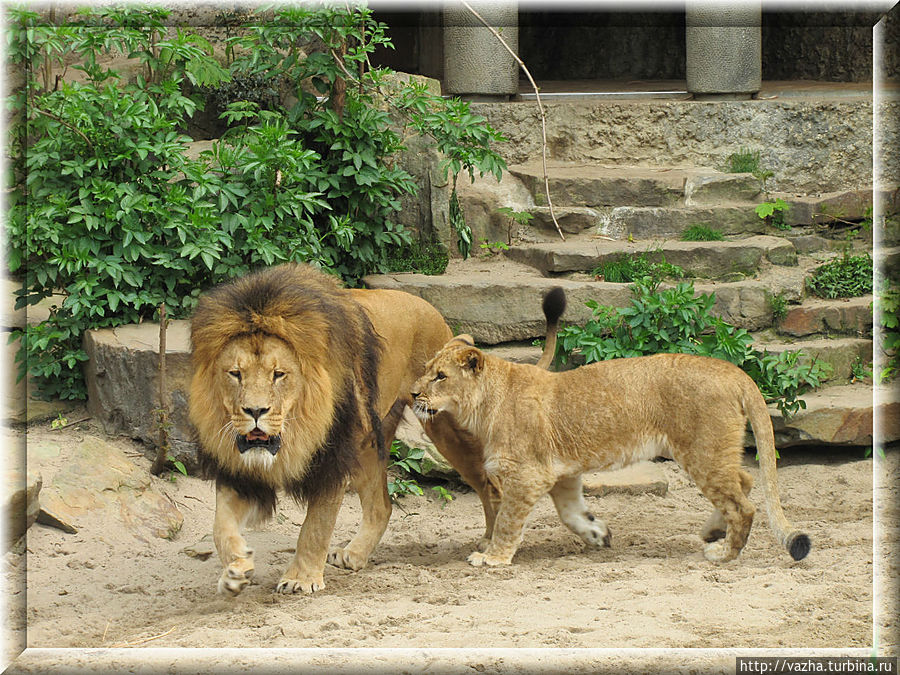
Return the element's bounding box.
[536,286,567,370]
[744,384,811,561]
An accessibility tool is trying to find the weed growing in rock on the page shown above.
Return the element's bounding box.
[770,292,788,322]
[479,240,510,258]
[681,225,724,242]
[756,198,791,231]
[877,284,900,383]
[726,147,761,174]
[497,207,534,245]
[592,252,684,284]
[556,277,831,417]
[806,250,873,299]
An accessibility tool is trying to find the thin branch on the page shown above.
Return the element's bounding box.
[31,108,93,149]
[150,304,170,476]
[109,626,176,648]
[459,0,565,242]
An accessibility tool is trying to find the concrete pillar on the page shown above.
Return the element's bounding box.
[443,2,518,100]
[686,1,761,100]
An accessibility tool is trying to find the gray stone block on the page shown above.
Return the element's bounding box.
[444,3,518,97]
[686,3,761,96]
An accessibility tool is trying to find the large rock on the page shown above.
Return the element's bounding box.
[82,320,196,467]
[28,436,183,542]
[778,296,873,338]
[770,383,896,447]
[455,172,535,249]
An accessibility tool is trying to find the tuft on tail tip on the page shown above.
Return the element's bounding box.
[788,532,811,561]
[542,286,567,324]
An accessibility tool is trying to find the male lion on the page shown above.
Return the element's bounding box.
[189,263,494,595]
[411,287,811,568]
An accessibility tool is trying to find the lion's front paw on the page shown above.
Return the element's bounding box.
[275,573,325,595]
[327,546,367,571]
[467,551,511,567]
[476,536,491,553]
[217,557,255,596]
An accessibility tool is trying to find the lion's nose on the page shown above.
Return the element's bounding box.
[242,407,270,422]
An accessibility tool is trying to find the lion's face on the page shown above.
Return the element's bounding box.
[216,334,300,462]
[411,336,484,424]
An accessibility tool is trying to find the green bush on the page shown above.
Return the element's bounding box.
[384,240,450,276]
[7,5,506,400]
[556,277,831,417]
[806,250,873,299]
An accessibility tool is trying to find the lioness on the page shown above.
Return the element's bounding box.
[411,288,811,567]
[189,263,495,595]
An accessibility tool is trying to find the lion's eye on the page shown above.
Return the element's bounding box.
[273,370,286,382]
[228,370,242,382]
[434,371,446,382]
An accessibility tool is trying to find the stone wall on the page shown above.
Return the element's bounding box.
[472,98,883,194]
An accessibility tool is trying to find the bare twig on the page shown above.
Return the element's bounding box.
[150,304,170,476]
[109,626,176,648]
[459,0,565,241]
[31,108,93,149]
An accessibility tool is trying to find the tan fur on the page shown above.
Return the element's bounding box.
[189,263,496,595]
[411,333,811,567]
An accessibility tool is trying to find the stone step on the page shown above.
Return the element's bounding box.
[364,254,817,344]
[505,234,796,279]
[754,336,873,384]
[777,295,874,338]
[770,382,896,448]
[508,162,761,208]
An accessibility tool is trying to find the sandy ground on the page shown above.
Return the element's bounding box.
[4,413,898,674]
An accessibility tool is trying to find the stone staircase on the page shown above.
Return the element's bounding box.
[365,160,899,449]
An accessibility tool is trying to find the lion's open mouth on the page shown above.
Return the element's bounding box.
[236,430,282,455]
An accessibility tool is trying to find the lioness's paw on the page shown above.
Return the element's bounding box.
[476,536,491,553]
[585,524,612,549]
[703,540,736,563]
[327,546,367,571]
[467,551,511,567]
[275,574,325,595]
[217,559,255,596]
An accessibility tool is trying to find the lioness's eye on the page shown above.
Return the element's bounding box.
[228,370,242,382]
[435,371,446,381]
[273,370,286,382]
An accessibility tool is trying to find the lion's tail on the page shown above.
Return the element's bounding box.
[743,383,811,561]
[536,287,567,370]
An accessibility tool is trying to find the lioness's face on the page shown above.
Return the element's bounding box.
[217,334,300,458]
[411,337,484,423]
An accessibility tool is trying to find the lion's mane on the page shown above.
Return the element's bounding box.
[189,263,384,515]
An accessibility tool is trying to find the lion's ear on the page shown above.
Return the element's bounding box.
[456,346,484,374]
[444,334,475,349]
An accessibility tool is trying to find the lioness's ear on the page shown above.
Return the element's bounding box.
[456,346,484,374]
[444,334,475,349]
